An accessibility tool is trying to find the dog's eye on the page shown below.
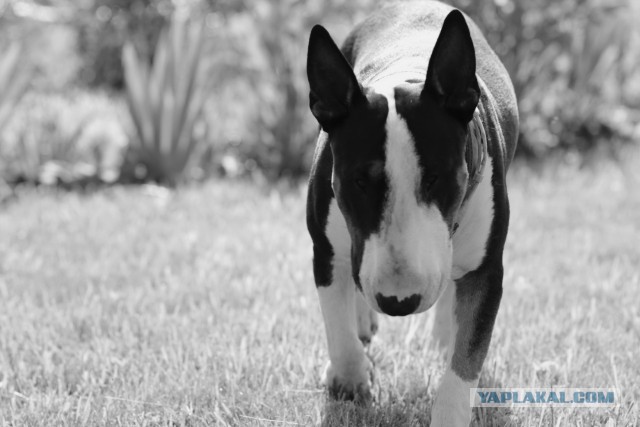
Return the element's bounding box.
[354,161,383,194]
[355,177,367,192]
[424,174,438,190]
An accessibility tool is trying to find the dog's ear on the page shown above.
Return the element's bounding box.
[423,10,479,122]
[307,25,364,130]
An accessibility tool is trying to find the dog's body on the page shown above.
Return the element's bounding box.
[306,2,518,425]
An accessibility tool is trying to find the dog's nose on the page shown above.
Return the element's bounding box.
[375,293,421,316]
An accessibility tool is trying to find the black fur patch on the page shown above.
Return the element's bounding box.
[331,91,389,287]
[395,83,468,228]
[306,92,390,288]
[306,133,335,286]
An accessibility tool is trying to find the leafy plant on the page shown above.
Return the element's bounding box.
[75,0,173,89]
[1,93,99,187]
[0,43,32,133]
[0,91,126,189]
[216,0,376,179]
[122,17,210,186]
[450,0,640,157]
[10,115,95,186]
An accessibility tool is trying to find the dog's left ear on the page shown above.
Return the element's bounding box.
[423,10,480,122]
[307,25,364,131]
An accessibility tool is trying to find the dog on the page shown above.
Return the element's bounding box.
[305,1,518,425]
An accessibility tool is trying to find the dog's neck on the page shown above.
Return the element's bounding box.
[464,105,488,208]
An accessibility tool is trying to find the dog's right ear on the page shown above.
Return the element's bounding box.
[307,25,364,130]
[423,10,479,122]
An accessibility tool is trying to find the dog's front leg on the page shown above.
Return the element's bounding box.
[317,262,373,403]
[431,266,503,427]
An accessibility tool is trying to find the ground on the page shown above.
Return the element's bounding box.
[1,154,639,426]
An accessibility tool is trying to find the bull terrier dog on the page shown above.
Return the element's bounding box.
[305,1,518,425]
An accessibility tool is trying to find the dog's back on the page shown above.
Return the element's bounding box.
[341,0,518,165]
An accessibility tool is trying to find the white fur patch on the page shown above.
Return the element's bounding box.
[325,199,351,265]
[318,205,370,394]
[431,369,477,427]
[431,276,475,426]
[317,284,371,395]
[316,282,365,367]
[355,291,378,343]
[358,89,451,312]
[451,156,495,280]
[317,199,372,393]
[431,278,455,351]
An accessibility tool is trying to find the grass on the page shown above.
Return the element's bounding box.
[0,152,639,426]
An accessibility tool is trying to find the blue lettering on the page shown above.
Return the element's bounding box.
[598,391,615,403]
[487,392,500,403]
[474,389,615,406]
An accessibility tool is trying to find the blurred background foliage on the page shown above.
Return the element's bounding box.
[0,0,639,189]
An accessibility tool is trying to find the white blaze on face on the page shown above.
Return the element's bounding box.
[359,87,452,313]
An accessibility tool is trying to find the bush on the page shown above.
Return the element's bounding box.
[204,0,376,180]
[75,0,172,89]
[4,0,639,188]
[0,43,31,132]
[121,17,210,186]
[0,91,128,188]
[450,0,640,157]
[204,0,640,179]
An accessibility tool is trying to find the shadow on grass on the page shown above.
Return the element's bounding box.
[319,371,514,427]
[320,398,431,427]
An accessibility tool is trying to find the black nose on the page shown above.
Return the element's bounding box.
[375,293,421,316]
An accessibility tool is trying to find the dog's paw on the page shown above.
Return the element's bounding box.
[430,370,473,427]
[322,357,374,405]
[430,399,471,427]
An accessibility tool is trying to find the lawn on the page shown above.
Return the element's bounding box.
[1,153,639,426]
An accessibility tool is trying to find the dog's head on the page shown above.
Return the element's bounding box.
[307,11,479,316]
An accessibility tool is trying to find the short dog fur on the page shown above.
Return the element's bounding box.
[306,1,518,425]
